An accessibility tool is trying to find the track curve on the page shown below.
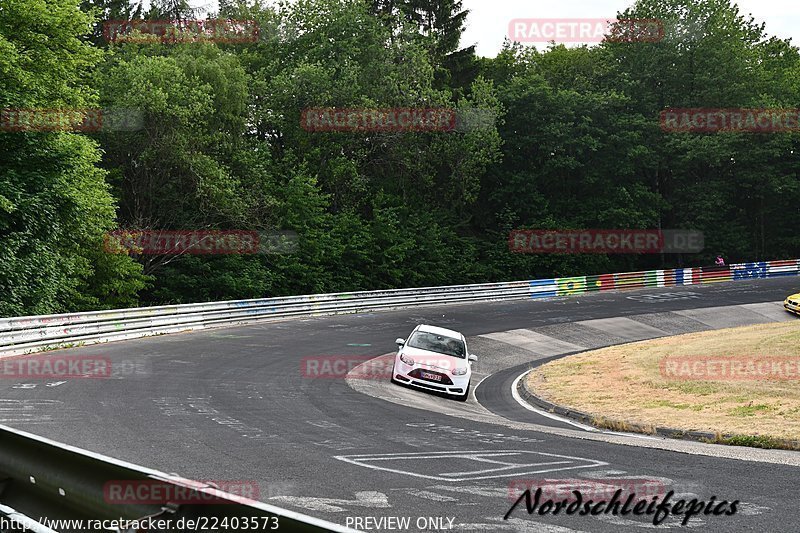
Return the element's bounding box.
[3,277,800,532]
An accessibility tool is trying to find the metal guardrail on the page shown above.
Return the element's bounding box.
[0,259,797,531]
[0,282,532,356]
[1,260,798,357]
[0,425,357,533]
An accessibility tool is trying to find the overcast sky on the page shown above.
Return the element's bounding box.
[182,0,800,58]
[461,0,800,56]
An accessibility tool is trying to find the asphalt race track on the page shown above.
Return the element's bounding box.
[4,277,800,532]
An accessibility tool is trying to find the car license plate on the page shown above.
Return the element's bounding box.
[420,371,441,382]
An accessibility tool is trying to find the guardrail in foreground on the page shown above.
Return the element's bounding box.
[1,260,797,357]
[0,424,356,533]
[0,260,796,530]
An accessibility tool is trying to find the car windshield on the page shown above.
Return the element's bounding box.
[406,331,466,358]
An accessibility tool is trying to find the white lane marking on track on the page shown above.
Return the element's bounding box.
[153,397,278,440]
[406,423,543,444]
[46,381,67,387]
[306,420,342,429]
[451,524,505,531]
[472,374,490,402]
[511,370,598,431]
[11,384,36,389]
[312,438,362,450]
[511,370,662,440]
[737,502,770,516]
[390,435,434,448]
[626,292,701,302]
[269,491,389,513]
[439,460,575,478]
[0,399,66,423]
[579,470,702,499]
[334,450,607,482]
[396,488,458,502]
[429,485,508,498]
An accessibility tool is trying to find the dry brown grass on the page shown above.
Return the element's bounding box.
[528,322,800,442]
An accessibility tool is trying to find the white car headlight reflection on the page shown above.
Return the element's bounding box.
[400,353,415,365]
[452,367,467,376]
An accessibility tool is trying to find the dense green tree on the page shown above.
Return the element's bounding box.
[603,0,800,263]
[146,0,196,20]
[79,0,143,47]
[400,0,477,92]
[0,0,147,316]
[3,0,800,315]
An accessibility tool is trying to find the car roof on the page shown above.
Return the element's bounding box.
[416,324,463,339]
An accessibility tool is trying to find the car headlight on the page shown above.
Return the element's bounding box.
[452,367,467,376]
[400,353,415,365]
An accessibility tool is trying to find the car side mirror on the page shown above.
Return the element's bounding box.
[468,354,478,362]
[396,338,406,346]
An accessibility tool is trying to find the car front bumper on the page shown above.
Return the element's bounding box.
[784,301,800,315]
[393,361,470,396]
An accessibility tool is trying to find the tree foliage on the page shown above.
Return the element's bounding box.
[0,0,147,316]
[2,0,799,314]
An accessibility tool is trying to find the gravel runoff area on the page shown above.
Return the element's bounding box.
[528,321,800,447]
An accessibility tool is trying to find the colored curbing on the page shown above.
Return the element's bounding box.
[530,260,800,298]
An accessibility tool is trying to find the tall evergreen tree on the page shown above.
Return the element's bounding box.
[79,0,143,47]
[400,0,477,93]
[147,0,197,20]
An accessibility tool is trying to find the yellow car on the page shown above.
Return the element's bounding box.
[784,293,800,315]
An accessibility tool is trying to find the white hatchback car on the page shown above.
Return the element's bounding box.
[391,324,477,401]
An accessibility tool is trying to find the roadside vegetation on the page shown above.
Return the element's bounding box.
[3,0,800,315]
[528,321,800,447]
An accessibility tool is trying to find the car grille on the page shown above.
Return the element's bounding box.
[408,368,453,385]
[410,380,447,392]
[789,300,798,306]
